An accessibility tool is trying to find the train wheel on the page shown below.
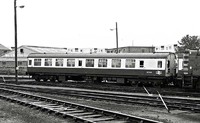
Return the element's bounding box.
[50,77,56,82]
[94,77,103,83]
[173,80,182,87]
[124,79,132,85]
[35,78,40,82]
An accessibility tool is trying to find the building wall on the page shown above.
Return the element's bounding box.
[0,50,10,56]
[0,58,27,75]
[155,44,178,53]
[0,46,36,75]
[67,48,106,53]
[106,46,155,53]
[0,46,107,75]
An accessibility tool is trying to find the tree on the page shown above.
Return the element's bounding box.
[178,35,200,52]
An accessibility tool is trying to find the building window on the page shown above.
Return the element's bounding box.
[161,46,164,50]
[112,59,121,68]
[157,61,162,68]
[34,59,41,66]
[98,59,107,67]
[67,59,75,67]
[45,59,52,66]
[75,48,78,52]
[20,49,24,53]
[126,59,135,68]
[86,59,94,67]
[140,61,144,68]
[56,58,63,66]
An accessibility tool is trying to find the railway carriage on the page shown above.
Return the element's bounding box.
[27,52,176,85]
[176,50,200,88]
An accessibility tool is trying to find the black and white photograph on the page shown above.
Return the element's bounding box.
[0,0,200,122]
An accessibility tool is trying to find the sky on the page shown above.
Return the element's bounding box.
[1,0,200,49]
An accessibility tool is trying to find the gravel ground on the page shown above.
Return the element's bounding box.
[1,92,200,123]
[36,93,200,123]
[1,81,200,123]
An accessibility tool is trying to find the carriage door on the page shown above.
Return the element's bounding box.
[78,59,83,67]
[167,60,170,74]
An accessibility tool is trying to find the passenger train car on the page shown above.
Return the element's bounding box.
[27,53,176,85]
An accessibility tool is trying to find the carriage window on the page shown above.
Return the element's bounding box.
[56,58,63,66]
[98,59,107,67]
[28,60,32,65]
[126,59,135,68]
[157,61,162,68]
[140,60,144,68]
[86,59,94,67]
[45,58,52,66]
[67,59,75,67]
[34,59,41,66]
[112,59,121,68]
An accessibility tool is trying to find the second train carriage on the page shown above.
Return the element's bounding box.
[175,50,200,88]
[27,52,176,85]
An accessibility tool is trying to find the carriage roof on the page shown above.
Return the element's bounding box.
[28,52,173,59]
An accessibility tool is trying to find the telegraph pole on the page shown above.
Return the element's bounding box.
[14,0,18,83]
[115,22,118,54]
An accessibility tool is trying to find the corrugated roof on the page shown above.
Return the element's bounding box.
[28,52,172,59]
[106,46,155,50]
[25,45,68,53]
[0,44,10,50]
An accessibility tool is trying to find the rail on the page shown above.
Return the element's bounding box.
[0,87,162,123]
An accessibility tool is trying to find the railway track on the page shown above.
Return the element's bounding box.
[1,75,200,97]
[1,83,200,113]
[0,87,161,123]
